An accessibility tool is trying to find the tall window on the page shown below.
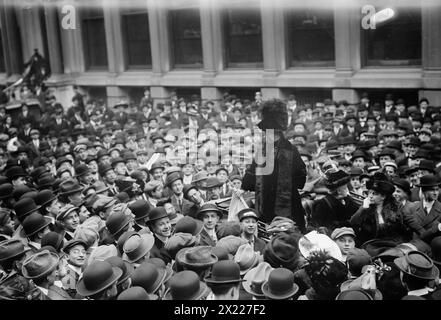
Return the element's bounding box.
[82,7,108,70]
[170,8,202,68]
[362,6,421,66]
[122,9,152,68]
[286,8,335,67]
[224,8,263,67]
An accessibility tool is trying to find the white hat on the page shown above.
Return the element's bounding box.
[299,231,342,261]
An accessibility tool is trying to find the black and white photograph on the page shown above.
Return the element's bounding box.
[0,0,440,305]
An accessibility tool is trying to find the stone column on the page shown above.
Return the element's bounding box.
[103,2,125,74]
[0,0,22,79]
[43,2,63,74]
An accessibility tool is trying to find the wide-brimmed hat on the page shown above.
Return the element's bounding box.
[5,166,27,180]
[174,216,203,236]
[176,246,218,269]
[415,174,440,188]
[234,243,261,275]
[394,251,439,280]
[164,270,209,300]
[336,289,374,300]
[204,260,244,285]
[144,257,174,284]
[325,170,350,190]
[196,203,223,220]
[122,233,155,263]
[149,162,165,173]
[0,239,30,262]
[263,232,300,270]
[41,232,65,252]
[129,200,151,222]
[391,178,411,197]
[261,268,299,300]
[216,235,248,256]
[22,213,52,237]
[74,164,90,178]
[0,183,13,200]
[257,100,288,131]
[76,261,123,296]
[131,262,166,294]
[366,179,395,196]
[351,149,369,162]
[242,262,274,297]
[105,256,135,286]
[59,179,84,196]
[22,250,59,279]
[117,286,157,300]
[299,231,342,261]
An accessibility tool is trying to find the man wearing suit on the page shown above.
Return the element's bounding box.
[403,175,441,243]
[166,172,194,216]
[238,208,266,254]
[49,110,69,135]
[26,129,41,161]
[196,204,222,247]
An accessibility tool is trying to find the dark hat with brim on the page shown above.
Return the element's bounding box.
[261,268,299,300]
[366,179,395,196]
[394,251,439,280]
[196,203,223,220]
[176,246,218,269]
[415,175,439,188]
[325,170,350,190]
[22,250,59,279]
[76,261,123,297]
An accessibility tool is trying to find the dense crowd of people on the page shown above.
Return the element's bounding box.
[0,85,441,300]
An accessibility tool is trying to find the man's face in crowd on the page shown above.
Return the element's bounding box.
[12,176,26,187]
[126,159,138,171]
[105,170,117,184]
[217,170,228,184]
[352,157,365,169]
[241,217,257,237]
[152,168,163,181]
[384,166,396,177]
[393,187,407,203]
[350,176,361,189]
[163,203,176,216]
[335,235,355,256]
[379,155,392,167]
[423,187,439,202]
[171,180,183,196]
[88,161,98,174]
[409,171,420,186]
[114,163,127,176]
[182,164,193,176]
[153,139,164,150]
[152,217,171,238]
[195,159,205,171]
[202,211,219,231]
[152,185,163,199]
[79,148,88,160]
[81,172,94,185]
[67,244,87,267]
[62,211,80,232]
[187,188,203,205]
[103,135,112,144]
[231,179,242,190]
[149,120,158,130]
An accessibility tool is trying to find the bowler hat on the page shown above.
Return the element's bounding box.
[391,178,411,196]
[205,260,244,285]
[117,286,153,300]
[111,157,125,168]
[37,175,55,190]
[234,243,261,275]
[165,172,182,187]
[20,191,38,201]
[242,262,274,297]
[35,189,57,207]
[377,148,396,159]
[75,164,90,177]
[176,246,218,269]
[21,250,59,279]
[5,166,27,180]
[174,216,203,236]
[196,203,223,220]
[351,150,369,162]
[0,183,13,200]
[419,160,435,173]
[105,256,134,286]
[216,235,248,256]
[0,239,30,262]
[76,261,123,296]
[394,251,439,280]
[22,213,52,237]
[415,174,439,188]
[131,262,166,294]
[336,289,373,300]
[149,162,165,173]
[41,232,65,252]
[14,198,41,221]
[59,179,84,196]
[262,268,299,300]
[164,270,209,300]
[106,212,132,237]
[122,233,155,263]
[129,200,151,222]
[145,207,169,224]
[183,184,198,199]
[263,232,300,270]
[212,246,233,261]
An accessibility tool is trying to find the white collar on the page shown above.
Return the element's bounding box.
[407,287,434,296]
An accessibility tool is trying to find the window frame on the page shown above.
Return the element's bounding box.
[222,7,263,69]
[285,8,336,68]
[81,7,109,71]
[120,8,152,70]
[168,7,203,69]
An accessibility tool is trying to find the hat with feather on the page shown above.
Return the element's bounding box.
[257,99,288,131]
